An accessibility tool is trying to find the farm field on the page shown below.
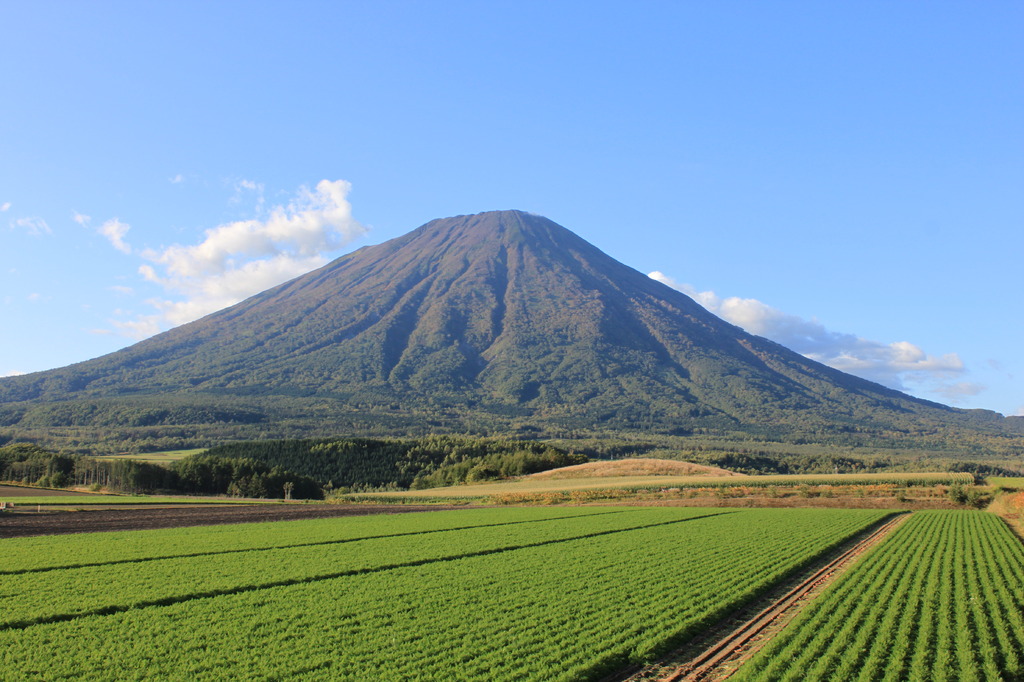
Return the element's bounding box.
[0,483,266,507]
[0,506,887,680]
[91,448,205,463]
[989,476,1024,489]
[0,493,265,506]
[0,483,95,498]
[732,510,1024,681]
[350,471,976,499]
[0,502,477,539]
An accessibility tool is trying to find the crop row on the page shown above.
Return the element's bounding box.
[1,506,622,573]
[1,507,724,629]
[0,508,886,680]
[733,510,1024,681]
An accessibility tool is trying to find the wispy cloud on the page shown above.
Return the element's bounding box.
[1,202,10,212]
[649,271,972,400]
[930,381,986,402]
[110,316,163,340]
[231,177,263,199]
[133,178,364,329]
[10,216,51,236]
[99,219,132,254]
[170,174,184,184]
[75,212,133,254]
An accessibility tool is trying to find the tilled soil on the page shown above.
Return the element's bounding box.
[0,484,94,497]
[0,504,471,539]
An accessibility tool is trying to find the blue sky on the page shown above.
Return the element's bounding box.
[2,1,1021,416]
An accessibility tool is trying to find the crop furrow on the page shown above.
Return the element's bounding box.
[0,507,631,576]
[0,511,733,632]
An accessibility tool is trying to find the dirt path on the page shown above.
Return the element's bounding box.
[611,512,909,682]
[0,504,474,538]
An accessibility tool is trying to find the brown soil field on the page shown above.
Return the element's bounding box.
[528,458,742,479]
[0,503,472,539]
[0,484,95,497]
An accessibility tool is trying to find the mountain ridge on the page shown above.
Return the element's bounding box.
[1,210,1021,458]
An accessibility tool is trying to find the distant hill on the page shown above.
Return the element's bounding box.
[1,210,1022,461]
[526,459,742,479]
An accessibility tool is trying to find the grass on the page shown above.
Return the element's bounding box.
[988,476,1024,489]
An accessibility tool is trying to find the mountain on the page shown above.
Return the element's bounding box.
[1,210,1021,457]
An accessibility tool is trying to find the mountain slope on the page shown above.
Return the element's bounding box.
[1,210,1021,455]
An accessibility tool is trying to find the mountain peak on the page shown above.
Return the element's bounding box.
[405,209,573,247]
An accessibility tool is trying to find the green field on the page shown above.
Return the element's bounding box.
[0,506,886,680]
[733,511,1024,681]
[349,471,975,500]
[988,476,1024,489]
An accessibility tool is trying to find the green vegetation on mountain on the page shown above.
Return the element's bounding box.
[1,210,1021,466]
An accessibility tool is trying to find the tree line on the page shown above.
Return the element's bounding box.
[204,435,587,491]
[0,443,321,499]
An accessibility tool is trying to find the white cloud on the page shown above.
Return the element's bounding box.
[76,212,133,254]
[2,370,26,377]
[11,216,51,236]
[1,202,10,212]
[99,218,132,254]
[170,174,184,184]
[930,381,986,403]
[230,178,265,209]
[109,285,134,295]
[132,179,364,330]
[111,315,162,340]
[649,271,970,397]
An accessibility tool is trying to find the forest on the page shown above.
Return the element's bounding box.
[203,435,588,491]
[0,436,589,497]
[0,443,321,499]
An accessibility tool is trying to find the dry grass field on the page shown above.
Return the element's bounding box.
[349,470,973,500]
[526,458,741,479]
[90,449,204,464]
